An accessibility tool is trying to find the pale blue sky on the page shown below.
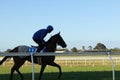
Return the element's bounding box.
[0,0,120,51]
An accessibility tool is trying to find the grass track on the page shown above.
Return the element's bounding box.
[0,65,120,80]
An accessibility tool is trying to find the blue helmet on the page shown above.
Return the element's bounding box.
[47,25,54,31]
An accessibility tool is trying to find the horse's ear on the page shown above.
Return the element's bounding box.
[58,32,60,34]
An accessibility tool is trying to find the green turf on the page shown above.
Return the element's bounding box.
[0,65,120,80]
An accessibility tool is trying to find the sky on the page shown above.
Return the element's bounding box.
[0,0,120,51]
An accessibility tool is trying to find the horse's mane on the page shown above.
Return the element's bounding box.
[46,33,58,43]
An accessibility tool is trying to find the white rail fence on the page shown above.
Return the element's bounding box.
[1,56,120,67]
[0,52,120,66]
[0,52,119,80]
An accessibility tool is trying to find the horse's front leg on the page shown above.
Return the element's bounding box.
[38,64,46,80]
[48,62,62,80]
[10,66,15,80]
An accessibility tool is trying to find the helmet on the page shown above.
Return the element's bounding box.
[47,25,54,31]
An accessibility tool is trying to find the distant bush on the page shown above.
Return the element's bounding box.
[110,48,120,52]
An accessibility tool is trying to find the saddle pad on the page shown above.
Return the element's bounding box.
[18,45,29,52]
[28,47,37,53]
[18,45,37,53]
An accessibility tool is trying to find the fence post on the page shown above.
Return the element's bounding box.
[28,47,37,80]
[107,51,115,80]
[30,53,35,80]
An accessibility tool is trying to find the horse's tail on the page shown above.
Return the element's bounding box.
[0,56,10,65]
[0,47,18,65]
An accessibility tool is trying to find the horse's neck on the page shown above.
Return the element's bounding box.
[46,42,57,52]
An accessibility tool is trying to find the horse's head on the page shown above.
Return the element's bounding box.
[55,32,67,48]
[47,32,67,48]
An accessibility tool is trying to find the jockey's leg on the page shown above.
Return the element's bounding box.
[37,45,44,52]
[42,47,46,52]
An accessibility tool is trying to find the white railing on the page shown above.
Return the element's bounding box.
[0,52,116,80]
[0,51,111,56]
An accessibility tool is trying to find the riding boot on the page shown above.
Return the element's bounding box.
[42,47,46,52]
[37,45,44,52]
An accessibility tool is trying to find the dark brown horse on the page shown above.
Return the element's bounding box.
[0,32,67,80]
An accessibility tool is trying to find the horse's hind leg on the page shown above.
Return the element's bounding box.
[16,69,24,80]
[10,59,26,80]
[10,65,15,80]
[38,64,46,80]
[10,64,24,80]
[48,62,62,79]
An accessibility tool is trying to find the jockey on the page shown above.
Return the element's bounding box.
[32,25,54,52]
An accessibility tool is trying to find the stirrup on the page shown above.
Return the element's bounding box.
[40,47,46,53]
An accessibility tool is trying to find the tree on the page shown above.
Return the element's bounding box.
[71,47,78,52]
[94,43,107,50]
[88,46,92,50]
[82,46,85,51]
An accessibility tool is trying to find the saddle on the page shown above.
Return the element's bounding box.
[18,45,42,64]
[31,45,38,48]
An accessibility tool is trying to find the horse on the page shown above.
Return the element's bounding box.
[0,32,67,80]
